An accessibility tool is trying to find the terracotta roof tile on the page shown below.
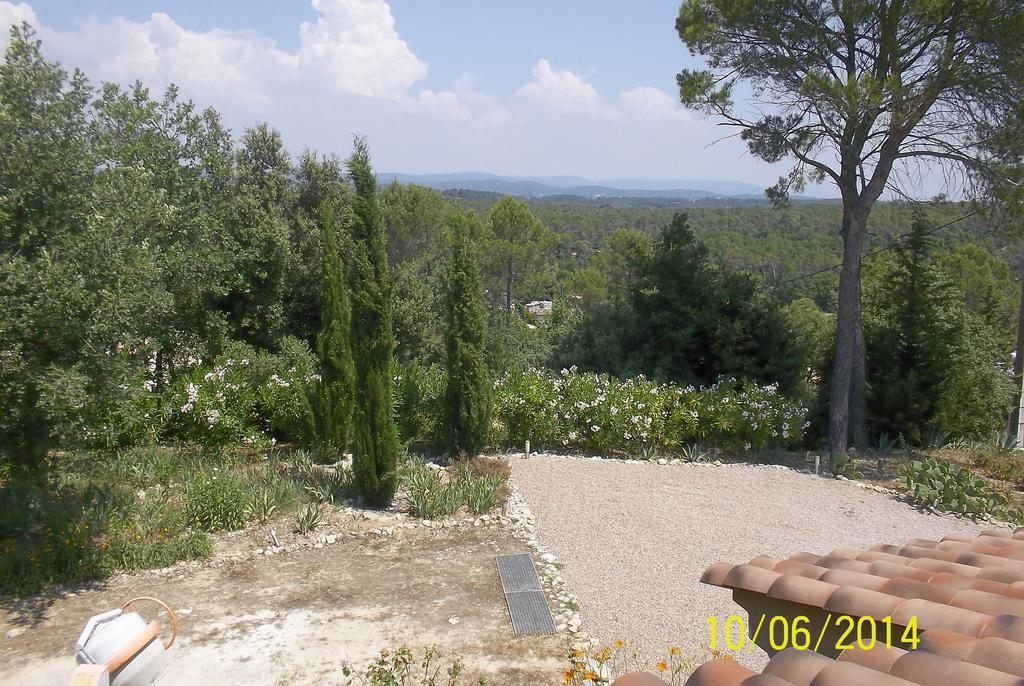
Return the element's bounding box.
[762,648,832,685]
[681,660,757,686]
[767,575,840,607]
[823,586,902,618]
[811,660,919,686]
[837,644,907,672]
[890,649,1024,685]
[678,530,1024,686]
[723,564,784,594]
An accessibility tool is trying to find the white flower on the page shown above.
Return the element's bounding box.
[186,383,199,403]
[143,379,156,392]
[591,425,600,433]
[180,402,193,413]
[206,409,220,425]
[744,442,752,451]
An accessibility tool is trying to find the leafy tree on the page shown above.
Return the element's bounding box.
[380,182,448,269]
[285,151,351,342]
[443,211,492,457]
[485,196,554,365]
[345,138,399,507]
[560,214,807,393]
[308,202,355,460]
[863,212,955,442]
[676,0,1024,451]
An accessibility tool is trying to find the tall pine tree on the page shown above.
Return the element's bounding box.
[865,210,956,443]
[308,201,355,460]
[345,137,399,506]
[443,212,491,458]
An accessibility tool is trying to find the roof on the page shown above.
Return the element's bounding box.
[610,528,1024,686]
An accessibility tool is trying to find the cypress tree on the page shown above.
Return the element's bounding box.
[308,201,355,460]
[345,137,399,506]
[865,209,955,443]
[443,212,491,458]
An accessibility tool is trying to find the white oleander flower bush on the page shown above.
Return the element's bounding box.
[167,339,317,447]
[490,368,807,454]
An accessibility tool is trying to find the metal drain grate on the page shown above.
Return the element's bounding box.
[496,554,555,635]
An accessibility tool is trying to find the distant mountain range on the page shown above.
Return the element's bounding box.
[376,172,768,200]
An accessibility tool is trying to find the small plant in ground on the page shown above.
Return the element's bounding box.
[244,489,279,524]
[457,465,504,515]
[679,443,710,462]
[342,646,481,686]
[901,457,1010,519]
[873,432,896,455]
[294,503,325,535]
[304,467,356,504]
[999,432,1021,451]
[184,472,249,532]
[463,455,511,481]
[399,457,507,518]
[924,429,950,450]
[635,445,659,461]
[562,640,699,685]
[827,452,858,479]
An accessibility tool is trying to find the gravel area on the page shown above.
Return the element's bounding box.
[510,455,1002,672]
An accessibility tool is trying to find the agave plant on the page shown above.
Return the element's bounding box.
[294,503,325,535]
[678,443,710,462]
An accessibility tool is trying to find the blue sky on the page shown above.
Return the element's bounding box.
[0,1,882,194]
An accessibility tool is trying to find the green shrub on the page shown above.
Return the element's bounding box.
[393,362,445,447]
[167,340,318,448]
[106,531,211,571]
[185,472,249,532]
[490,367,808,453]
[901,458,1010,519]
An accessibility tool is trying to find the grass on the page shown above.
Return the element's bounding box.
[0,444,341,596]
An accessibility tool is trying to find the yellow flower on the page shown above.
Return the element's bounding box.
[670,646,681,656]
[656,660,668,673]
[563,668,574,683]
[584,670,598,680]
[613,639,624,649]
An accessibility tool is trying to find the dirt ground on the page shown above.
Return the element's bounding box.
[0,525,564,685]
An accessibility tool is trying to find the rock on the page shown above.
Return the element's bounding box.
[657,458,668,465]
[6,627,25,639]
[556,623,568,633]
[422,520,434,528]
[314,542,324,550]
[540,552,558,564]
[326,534,337,545]
[447,616,460,625]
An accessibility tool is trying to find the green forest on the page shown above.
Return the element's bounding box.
[1,22,1022,592]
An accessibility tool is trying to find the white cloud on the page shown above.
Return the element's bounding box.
[298,0,426,99]
[0,1,36,50]
[516,59,606,116]
[65,14,298,105]
[618,85,695,123]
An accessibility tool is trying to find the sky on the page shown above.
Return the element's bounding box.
[0,1,839,191]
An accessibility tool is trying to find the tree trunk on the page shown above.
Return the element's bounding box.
[850,317,869,448]
[828,207,868,453]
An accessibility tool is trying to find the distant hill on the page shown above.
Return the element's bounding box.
[376,172,768,200]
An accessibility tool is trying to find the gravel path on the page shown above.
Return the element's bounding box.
[510,455,1000,671]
